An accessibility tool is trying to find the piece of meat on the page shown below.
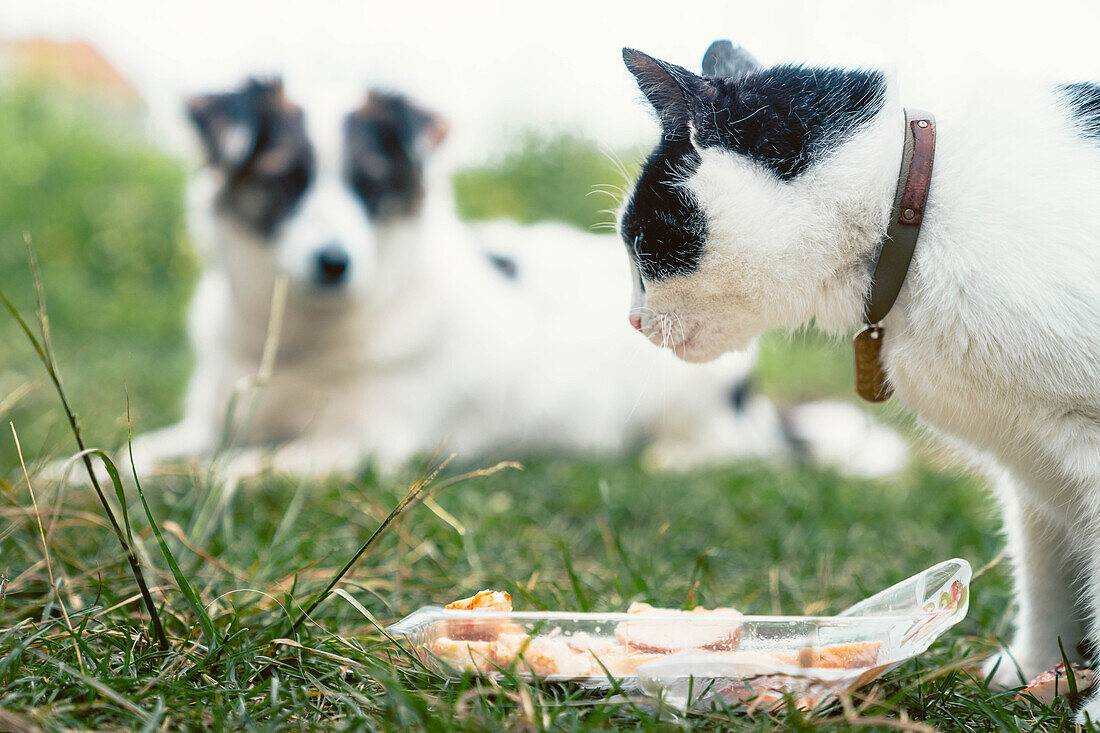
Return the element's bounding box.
[586,646,667,677]
[565,632,622,657]
[1018,663,1097,705]
[564,632,666,677]
[432,591,880,690]
[430,637,495,674]
[445,589,513,612]
[716,675,814,712]
[770,641,882,669]
[488,631,531,668]
[615,602,743,653]
[443,589,523,641]
[514,637,598,677]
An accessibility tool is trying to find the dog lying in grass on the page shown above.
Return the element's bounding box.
[116,78,908,480]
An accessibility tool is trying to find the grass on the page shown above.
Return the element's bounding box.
[0,82,1081,731]
[452,130,642,233]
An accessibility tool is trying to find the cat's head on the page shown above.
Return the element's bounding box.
[619,42,898,362]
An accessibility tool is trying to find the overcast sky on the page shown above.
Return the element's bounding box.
[4,0,1099,163]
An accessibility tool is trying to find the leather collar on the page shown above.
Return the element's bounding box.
[853,108,936,402]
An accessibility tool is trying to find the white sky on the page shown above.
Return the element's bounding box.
[3,0,1099,163]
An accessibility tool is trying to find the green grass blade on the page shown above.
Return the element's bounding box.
[284,459,451,637]
[119,435,217,651]
[560,544,591,612]
[0,274,169,652]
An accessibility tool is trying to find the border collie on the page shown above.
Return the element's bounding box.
[121,78,908,480]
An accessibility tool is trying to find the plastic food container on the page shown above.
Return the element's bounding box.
[387,558,971,711]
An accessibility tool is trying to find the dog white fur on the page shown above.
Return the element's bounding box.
[622,46,1100,719]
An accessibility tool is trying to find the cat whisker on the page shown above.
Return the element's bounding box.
[597,142,633,186]
[591,182,627,194]
[669,312,689,358]
[586,188,623,202]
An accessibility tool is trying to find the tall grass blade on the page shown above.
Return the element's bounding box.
[0,246,168,651]
[285,459,519,637]
[560,544,591,612]
[122,433,218,651]
[284,456,452,636]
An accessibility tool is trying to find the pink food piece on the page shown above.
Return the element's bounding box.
[615,602,743,653]
[430,637,495,674]
[769,641,882,669]
[514,636,598,677]
[1018,663,1097,705]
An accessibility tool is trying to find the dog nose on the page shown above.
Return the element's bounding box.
[316,244,350,286]
[629,314,643,332]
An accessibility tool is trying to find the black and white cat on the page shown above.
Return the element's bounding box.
[619,40,1100,719]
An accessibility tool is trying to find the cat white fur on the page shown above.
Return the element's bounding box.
[626,69,1100,719]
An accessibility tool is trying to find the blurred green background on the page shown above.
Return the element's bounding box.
[0,84,195,470]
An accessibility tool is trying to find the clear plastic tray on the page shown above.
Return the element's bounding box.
[387,559,970,711]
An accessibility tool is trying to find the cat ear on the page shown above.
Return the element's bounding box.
[187,78,280,171]
[622,48,709,135]
[702,40,759,80]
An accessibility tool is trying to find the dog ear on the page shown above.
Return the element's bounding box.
[622,48,713,137]
[361,90,449,158]
[702,40,759,80]
[409,100,449,157]
[186,79,281,171]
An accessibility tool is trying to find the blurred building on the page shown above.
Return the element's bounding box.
[1,37,143,108]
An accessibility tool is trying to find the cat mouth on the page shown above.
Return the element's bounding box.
[647,322,702,357]
[653,322,731,364]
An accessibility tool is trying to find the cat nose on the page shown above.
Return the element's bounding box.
[629,314,643,332]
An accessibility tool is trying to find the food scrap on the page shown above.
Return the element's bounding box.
[771,640,883,669]
[445,590,513,612]
[1018,662,1097,705]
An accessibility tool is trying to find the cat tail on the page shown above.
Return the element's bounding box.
[780,400,910,479]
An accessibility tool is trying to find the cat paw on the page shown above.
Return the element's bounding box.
[1076,692,1100,728]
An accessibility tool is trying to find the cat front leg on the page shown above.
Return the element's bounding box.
[984,482,1086,688]
[1073,512,1100,726]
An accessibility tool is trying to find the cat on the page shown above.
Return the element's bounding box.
[617,39,1100,721]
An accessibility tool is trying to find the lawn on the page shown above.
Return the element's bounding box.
[0,83,1072,731]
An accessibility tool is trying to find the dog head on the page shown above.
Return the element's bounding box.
[187,79,448,298]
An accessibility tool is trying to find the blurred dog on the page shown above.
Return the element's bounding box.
[123,78,907,479]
